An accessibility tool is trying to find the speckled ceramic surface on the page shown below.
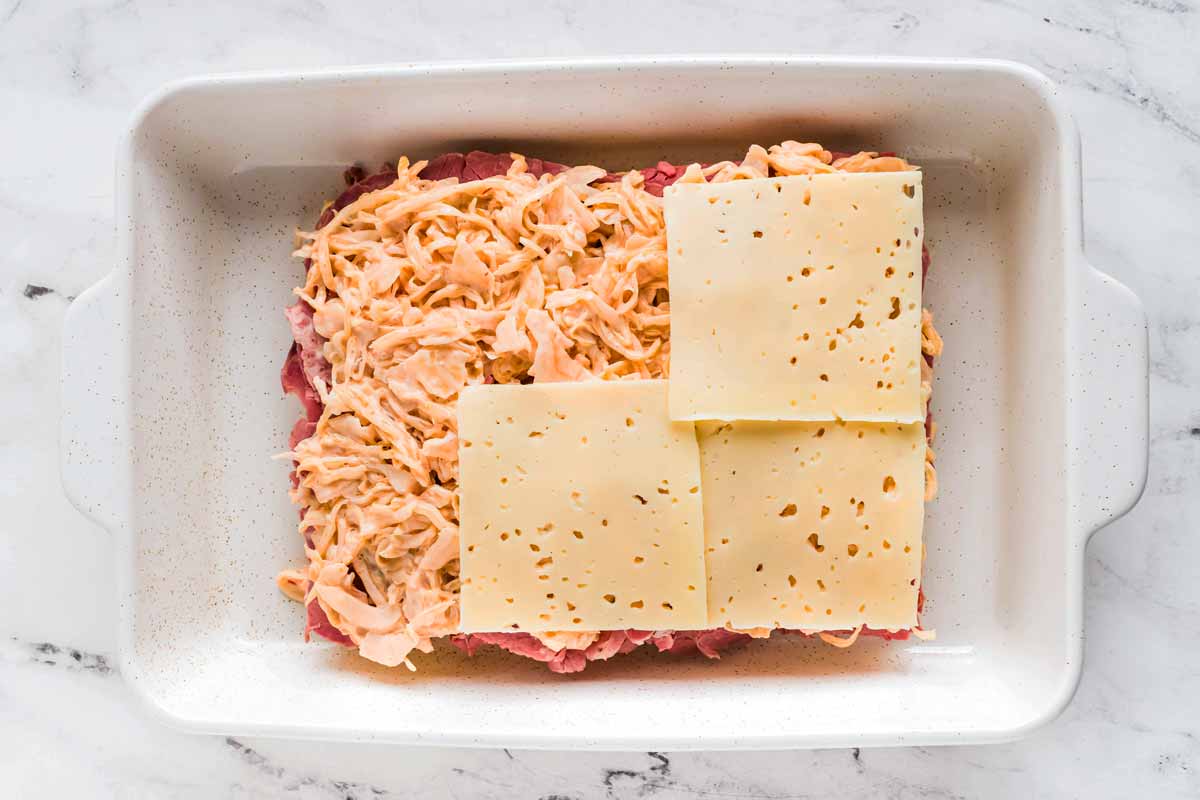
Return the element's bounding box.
[60,58,1146,749]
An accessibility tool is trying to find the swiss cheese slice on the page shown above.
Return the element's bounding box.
[697,420,926,631]
[457,379,708,633]
[664,172,924,422]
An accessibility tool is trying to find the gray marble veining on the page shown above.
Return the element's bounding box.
[2,0,1197,797]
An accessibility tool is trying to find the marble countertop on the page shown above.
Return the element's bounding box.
[3,0,1197,797]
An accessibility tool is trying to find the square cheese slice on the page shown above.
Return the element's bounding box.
[697,420,926,632]
[664,172,924,422]
[457,379,708,633]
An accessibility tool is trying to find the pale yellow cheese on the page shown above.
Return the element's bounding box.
[697,420,926,631]
[664,172,924,422]
[457,379,708,633]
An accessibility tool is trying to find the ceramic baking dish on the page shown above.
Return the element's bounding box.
[61,57,1148,750]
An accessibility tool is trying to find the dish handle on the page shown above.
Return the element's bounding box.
[60,271,130,533]
[1072,260,1149,539]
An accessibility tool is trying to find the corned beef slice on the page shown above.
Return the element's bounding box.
[449,630,654,674]
[280,345,322,426]
[650,629,752,658]
[281,150,930,665]
[306,597,355,647]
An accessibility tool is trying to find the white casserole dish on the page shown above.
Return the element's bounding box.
[60,57,1148,750]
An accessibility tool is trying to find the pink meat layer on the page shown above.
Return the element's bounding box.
[283,151,931,671]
